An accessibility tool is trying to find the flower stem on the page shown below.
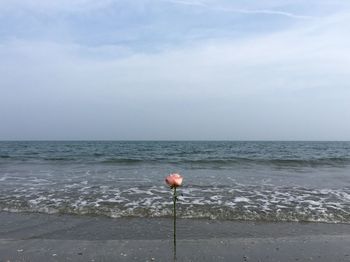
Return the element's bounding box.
[173,186,177,261]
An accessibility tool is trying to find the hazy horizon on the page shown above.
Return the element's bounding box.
[1,0,350,141]
[1,139,350,142]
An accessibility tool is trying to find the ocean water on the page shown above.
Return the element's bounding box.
[0,141,349,223]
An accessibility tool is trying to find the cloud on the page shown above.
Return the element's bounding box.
[214,7,315,20]
[1,12,350,97]
[1,2,350,139]
[162,0,315,19]
[0,0,115,13]
[162,0,206,7]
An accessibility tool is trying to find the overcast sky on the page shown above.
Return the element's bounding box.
[1,0,350,140]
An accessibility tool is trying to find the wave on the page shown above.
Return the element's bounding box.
[1,185,349,224]
[2,152,350,168]
[100,157,350,168]
[101,158,145,164]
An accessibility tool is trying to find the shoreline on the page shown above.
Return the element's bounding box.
[1,212,350,261]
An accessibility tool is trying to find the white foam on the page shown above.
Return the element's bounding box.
[234,197,251,203]
[0,175,8,181]
[1,182,350,223]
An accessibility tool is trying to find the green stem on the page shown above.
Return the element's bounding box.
[173,186,177,261]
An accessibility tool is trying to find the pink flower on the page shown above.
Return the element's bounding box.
[165,173,183,188]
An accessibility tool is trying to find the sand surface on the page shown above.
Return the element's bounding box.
[0,212,350,261]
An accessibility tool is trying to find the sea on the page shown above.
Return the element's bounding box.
[0,141,349,223]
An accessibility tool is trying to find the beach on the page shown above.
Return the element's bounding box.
[1,212,350,261]
[1,141,350,261]
[3,0,350,259]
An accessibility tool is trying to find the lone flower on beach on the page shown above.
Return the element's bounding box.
[165,173,183,188]
[165,172,183,261]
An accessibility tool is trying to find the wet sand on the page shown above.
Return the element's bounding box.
[0,212,350,261]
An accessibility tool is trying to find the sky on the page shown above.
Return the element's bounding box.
[1,0,350,140]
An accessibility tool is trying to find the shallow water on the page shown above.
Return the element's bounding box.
[0,141,349,223]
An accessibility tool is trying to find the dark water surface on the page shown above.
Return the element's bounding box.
[0,141,349,223]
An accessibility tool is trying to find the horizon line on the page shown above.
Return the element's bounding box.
[1,140,349,142]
